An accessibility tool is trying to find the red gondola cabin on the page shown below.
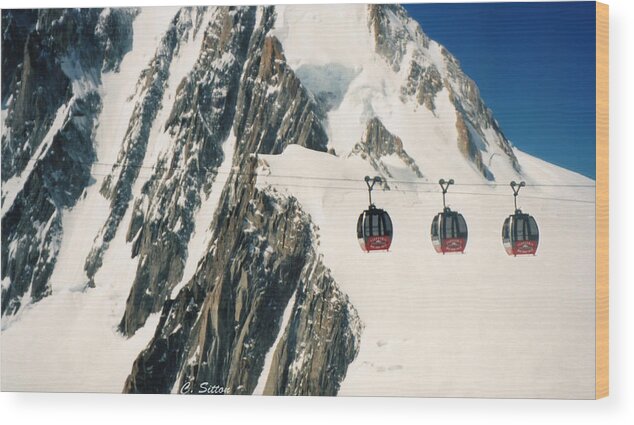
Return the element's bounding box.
[502,212,539,256]
[430,178,467,254]
[502,181,539,256]
[357,206,393,252]
[431,209,468,254]
[357,176,392,252]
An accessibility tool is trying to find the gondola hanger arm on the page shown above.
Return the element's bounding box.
[510,180,526,212]
[364,176,382,207]
[439,178,455,209]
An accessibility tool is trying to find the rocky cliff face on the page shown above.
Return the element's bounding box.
[350,117,423,186]
[117,6,256,336]
[121,7,356,394]
[368,5,428,73]
[401,61,443,113]
[124,159,361,395]
[232,15,329,158]
[368,4,519,180]
[1,10,38,107]
[442,48,520,178]
[84,7,216,290]
[117,6,329,337]
[1,9,136,183]
[1,8,135,315]
[2,93,99,314]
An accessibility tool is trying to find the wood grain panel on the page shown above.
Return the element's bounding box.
[595,1,609,400]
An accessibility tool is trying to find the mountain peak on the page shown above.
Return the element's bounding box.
[269,4,519,182]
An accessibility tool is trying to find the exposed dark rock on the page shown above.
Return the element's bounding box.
[117,7,256,336]
[124,8,355,393]
[119,5,330,337]
[95,8,139,73]
[262,256,361,396]
[1,12,73,183]
[401,62,443,112]
[124,159,361,395]
[1,9,38,107]
[84,7,208,289]
[233,10,329,158]
[455,111,494,181]
[350,117,423,185]
[1,8,136,183]
[2,93,100,315]
[368,4,429,73]
[442,48,520,176]
[1,8,136,316]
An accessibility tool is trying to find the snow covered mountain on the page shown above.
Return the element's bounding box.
[1,5,595,397]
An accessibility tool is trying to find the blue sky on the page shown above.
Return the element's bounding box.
[404,1,596,179]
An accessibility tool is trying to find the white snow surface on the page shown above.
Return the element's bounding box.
[256,144,595,399]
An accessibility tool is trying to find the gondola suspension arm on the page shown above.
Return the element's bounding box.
[438,178,455,210]
[510,180,526,212]
[365,176,382,207]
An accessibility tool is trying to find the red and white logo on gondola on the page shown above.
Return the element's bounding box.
[442,237,465,253]
[514,240,537,254]
[367,235,391,251]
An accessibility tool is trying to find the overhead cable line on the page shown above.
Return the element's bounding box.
[8,157,597,188]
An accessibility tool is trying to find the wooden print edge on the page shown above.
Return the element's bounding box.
[595,1,609,400]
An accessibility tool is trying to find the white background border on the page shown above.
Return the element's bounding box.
[1,0,631,423]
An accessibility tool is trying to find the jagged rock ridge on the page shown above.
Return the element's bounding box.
[124,159,361,395]
[118,6,256,336]
[1,8,136,315]
[350,117,424,186]
[368,4,519,179]
[123,7,356,395]
[84,7,204,289]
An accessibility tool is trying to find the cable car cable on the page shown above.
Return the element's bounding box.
[10,157,597,188]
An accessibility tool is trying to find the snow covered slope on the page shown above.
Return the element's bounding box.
[256,144,595,399]
[1,7,179,391]
[1,4,596,398]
